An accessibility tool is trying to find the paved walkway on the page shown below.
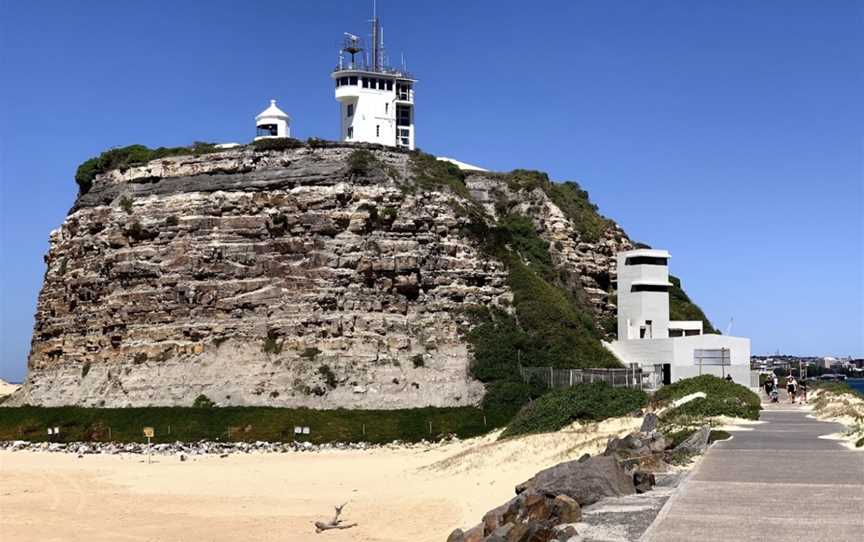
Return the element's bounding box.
[645,398,864,541]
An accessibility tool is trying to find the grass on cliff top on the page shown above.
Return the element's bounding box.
[499,382,647,439]
[655,375,762,421]
[75,142,223,194]
[0,405,510,445]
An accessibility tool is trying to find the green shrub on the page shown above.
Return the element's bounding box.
[655,375,761,420]
[262,331,283,354]
[252,137,303,152]
[119,195,134,214]
[347,149,377,176]
[318,365,337,389]
[306,137,327,149]
[0,405,503,444]
[411,355,425,368]
[492,170,612,243]
[481,380,545,419]
[408,152,473,200]
[75,143,222,194]
[193,394,215,408]
[500,382,647,438]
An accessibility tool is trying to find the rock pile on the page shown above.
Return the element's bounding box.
[445,415,710,542]
[0,436,459,456]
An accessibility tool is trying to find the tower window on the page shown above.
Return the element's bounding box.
[257,124,278,137]
[362,77,369,88]
[347,127,353,139]
[625,256,668,266]
[385,103,389,114]
[340,77,349,86]
[396,105,411,126]
[631,284,669,293]
[376,125,380,137]
[349,76,358,85]
[346,104,354,117]
[386,80,393,91]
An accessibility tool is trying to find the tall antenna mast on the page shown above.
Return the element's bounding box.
[371,0,381,71]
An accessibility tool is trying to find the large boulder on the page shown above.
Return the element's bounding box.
[639,412,659,433]
[674,425,710,455]
[515,455,635,506]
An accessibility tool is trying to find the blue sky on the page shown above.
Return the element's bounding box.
[1,1,862,381]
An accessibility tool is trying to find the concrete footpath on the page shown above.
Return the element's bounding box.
[645,400,864,541]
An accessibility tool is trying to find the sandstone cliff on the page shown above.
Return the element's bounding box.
[8,142,644,408]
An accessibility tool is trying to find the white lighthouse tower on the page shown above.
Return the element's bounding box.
[331,8,416,150]
[255,99,291,140]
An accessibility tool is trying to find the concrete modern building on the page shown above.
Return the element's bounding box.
[606,248,751,386]
[331,11,416,150]
[255,100,290,140]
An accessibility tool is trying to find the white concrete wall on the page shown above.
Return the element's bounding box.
[606,334,752,385]
[617,250,671,340]
[334,73,414,149]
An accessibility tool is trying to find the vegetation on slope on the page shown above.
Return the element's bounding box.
[669,276,718,334]
[655,375,761,421]
[463,212,620,417]
[500,382,647,438]
[493,169,614,243]
[75,142,222,194]
[0,405,506,445]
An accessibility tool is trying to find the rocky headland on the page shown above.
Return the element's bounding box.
[6,140,710,408]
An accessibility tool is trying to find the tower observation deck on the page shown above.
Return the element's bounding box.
[331,8,416,150]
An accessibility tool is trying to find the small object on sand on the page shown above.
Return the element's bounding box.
[314,502,358,533]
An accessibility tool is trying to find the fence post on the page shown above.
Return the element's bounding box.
[569,369,573,387]
[549,366,554,388]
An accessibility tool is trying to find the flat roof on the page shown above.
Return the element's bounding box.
[331,68,416,82]
[620,249,671,258]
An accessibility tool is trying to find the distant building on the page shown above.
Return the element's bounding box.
[606,249,752,386]
[332,10,416,150]
[255,100,291,140]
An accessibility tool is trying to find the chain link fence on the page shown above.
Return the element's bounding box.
[519,365,655,390]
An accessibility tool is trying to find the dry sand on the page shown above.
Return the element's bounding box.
[808,388,864,451]
[0,416,640,541]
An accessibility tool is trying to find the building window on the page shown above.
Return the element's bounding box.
[631,284,669,293]
[340,77,349,86]
[625,256,668,266]
[335,79,341,88]
[349,76,358,85]
[376,125,380,137]
[346,104,354,117]
[257,124,278,137]
[362,77,369,88]
[386,80,393,91]
[396,105,411,127]
[385,103,389,114]
[347,127,353,139]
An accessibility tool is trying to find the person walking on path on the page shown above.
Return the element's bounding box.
[764,376,774,398]
[799,380,808,403]
[787,376,798,404]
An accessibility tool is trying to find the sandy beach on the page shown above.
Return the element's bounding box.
[0,417,639,541]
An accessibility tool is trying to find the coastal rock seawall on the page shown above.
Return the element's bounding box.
[7,144,633,408]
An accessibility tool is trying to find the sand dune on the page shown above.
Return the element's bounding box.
[0,417,640,541]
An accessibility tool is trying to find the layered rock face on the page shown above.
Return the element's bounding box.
[8,145,631,407]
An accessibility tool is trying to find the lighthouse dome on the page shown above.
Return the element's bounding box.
[255,99,291,140]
